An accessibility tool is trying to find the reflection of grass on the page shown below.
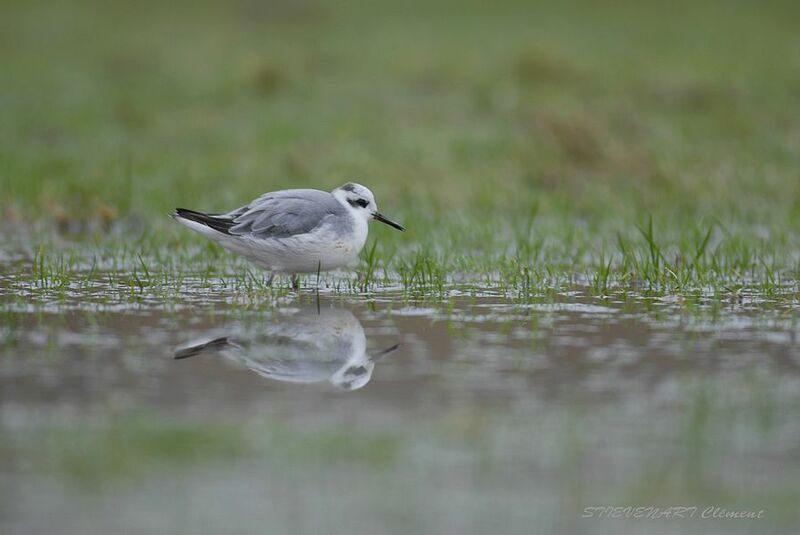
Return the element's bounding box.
[4,389,799,525]
[37,416,251,486]
[618,377,800,523]
[263,424,400,469]
[16,414,400,487]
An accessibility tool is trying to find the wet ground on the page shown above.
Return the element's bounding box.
[2,277,799,534]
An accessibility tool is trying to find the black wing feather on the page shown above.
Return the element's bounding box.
[174,208,235,235]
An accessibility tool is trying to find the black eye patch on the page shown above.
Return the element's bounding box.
[346,365,368,377]
[349,198,369,209]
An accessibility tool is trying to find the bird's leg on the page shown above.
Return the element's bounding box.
[291,274,300,290]
[356,271,366,291]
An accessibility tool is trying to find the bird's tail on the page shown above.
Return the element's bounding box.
[174,336,232,360]
[172,208,235,235]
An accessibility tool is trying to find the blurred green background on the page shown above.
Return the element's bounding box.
[3,4,800,533]
[2,0,799,235]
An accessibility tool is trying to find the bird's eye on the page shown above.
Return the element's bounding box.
[355,198,369,208]
[346,365,368,377]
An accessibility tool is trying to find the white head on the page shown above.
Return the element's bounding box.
[330,360,376,391]
[332,182,405,231]
[329,342,400,391]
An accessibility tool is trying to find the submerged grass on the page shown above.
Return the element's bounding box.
[2,215,798,308]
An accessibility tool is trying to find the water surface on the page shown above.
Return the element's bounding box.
[1,281,799,534]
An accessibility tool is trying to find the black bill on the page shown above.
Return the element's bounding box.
[373,212,405,231]
[370,343,400,362]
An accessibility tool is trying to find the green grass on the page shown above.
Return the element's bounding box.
[2,216,799,308]
[1,0,800,301]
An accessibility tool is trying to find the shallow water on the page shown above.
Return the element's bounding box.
[1,279,799,534]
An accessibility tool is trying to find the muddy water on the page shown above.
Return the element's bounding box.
[1,287,799,534]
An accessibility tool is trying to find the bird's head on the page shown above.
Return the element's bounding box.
[332,182,405,231]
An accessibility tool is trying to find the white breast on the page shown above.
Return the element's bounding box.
[236,214,369,273]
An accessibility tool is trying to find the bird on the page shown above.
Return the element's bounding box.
[172,182,405,288]
[173,307,399,391]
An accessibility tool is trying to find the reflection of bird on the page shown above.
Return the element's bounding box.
[174,308,398,391]
[172,183,404,287]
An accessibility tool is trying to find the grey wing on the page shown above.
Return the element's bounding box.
[226,189,345,239]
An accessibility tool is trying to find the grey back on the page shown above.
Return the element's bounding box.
[227,189,348,239]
